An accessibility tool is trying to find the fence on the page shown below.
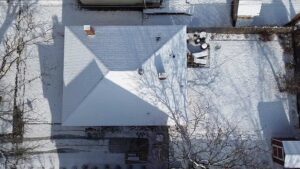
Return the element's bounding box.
[187,27,294,34]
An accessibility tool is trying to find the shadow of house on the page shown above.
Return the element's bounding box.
[258,101,295,141]
[38,15,92,168]
[253,0,293,26]
[37,15,69,167]
[38,16,64,125]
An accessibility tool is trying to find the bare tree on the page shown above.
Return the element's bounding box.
[168,103,271,169]
[137,57,271,169]
[0,1,52,168]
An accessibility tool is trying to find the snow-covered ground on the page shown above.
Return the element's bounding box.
[188,33,298,140]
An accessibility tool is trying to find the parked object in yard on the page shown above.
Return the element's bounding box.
[187,33,211,68]
[201,43,208,50]
[192,50,209,59]
[194,58,207,65]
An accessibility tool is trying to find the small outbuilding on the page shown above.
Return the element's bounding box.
[79,0,163,8]
[232,0,262,27]
[272,138,300,168]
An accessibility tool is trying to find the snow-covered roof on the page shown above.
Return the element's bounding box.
[63,25,187,126]
[237,0,262,17]
[283,141,300,168]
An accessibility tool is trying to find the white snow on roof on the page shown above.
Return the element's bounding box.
[237,0,262,17]
[283,141,300,168]
[63,25,187,126]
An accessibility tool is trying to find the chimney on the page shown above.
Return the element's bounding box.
[84,25,95,36]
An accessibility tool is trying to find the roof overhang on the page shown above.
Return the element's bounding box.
[283,141,300,168]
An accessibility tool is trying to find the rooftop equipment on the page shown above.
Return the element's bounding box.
[84,25,95,35]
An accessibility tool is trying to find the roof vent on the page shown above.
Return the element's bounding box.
[158,72,167,80]
[138,68,144,75]
[84,25,95,36]
[156,36,161,42]
[156,33,161,42]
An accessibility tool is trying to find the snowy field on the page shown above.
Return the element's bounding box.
[188,34,298,141]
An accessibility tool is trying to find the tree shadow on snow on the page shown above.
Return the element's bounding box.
[253,0,294,26]
[0,0,39,42]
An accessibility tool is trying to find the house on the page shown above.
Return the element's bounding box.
[232,0,262,27]
[62,25,187,126]
[79,0,163,8]
[272,138,300,168]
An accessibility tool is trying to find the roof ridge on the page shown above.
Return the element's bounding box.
[62,25,187,124]
[62,29,110,122]
[62,70,107,123]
